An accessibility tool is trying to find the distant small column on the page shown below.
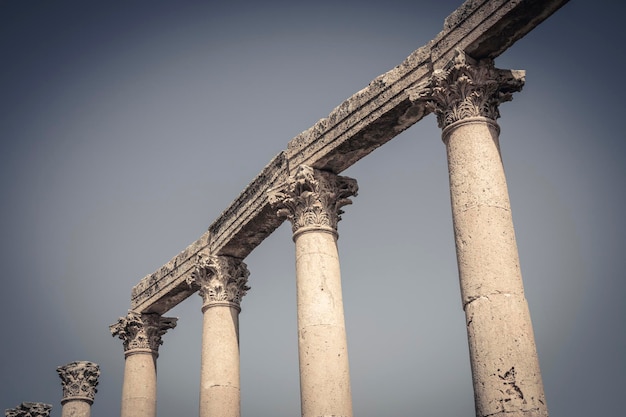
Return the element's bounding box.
[57,361,100,417]
[188,254,250,417]
[110,311,177,417]
[5,402,52,417]
[415,50,548,417]
[269,164,357,417]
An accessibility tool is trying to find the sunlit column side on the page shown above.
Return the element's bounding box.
[5,402,52,417]
[414,50,548,417]
[269,165,357,417]
[57,361,100,417]
[110,311,177,417]
[187,254,249,417]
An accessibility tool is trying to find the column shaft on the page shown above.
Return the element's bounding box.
[199,303,241,417]
[110,312,177,417]
[61,401,92,417]
[189,254,249,417]
[268,165,358,417]
[444,117,546,417]
[295,229,352,417]
[415,50,548,417]
[120,352,158,417]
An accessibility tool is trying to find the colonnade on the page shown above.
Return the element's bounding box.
[110,52,548,417]
[6,361,101,417]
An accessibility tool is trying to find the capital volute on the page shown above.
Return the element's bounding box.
[268,164,358,237]
[187,254,250,309]
[109,311,177,355]
[56,361,100,404]
[5,402,52,417]
[411,49,525,129]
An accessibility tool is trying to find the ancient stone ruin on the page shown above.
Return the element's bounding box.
[7,1,570,416]
[5,362,101,417]
[109,1,570,417]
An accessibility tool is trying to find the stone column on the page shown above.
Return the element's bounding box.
[414,50,548,417]
[5,402,52,417]
[269,164,358,417]
[110,311,177,417]
[187,254,250,417]
[57,361,100,417]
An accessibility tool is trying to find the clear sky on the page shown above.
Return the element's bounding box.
[1,1,624,416]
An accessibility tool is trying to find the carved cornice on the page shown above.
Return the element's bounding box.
[109,311,177,354]
[188,254,250,307]
[268,165,358,236]
[56,361,100,404]
[413,49,525,129]
[5,402,52,417]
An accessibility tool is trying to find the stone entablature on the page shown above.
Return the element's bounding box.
[130,152,287,314]
[129,0,569,316]
[56,361,100,404]
[110,311,177,355]
[5,402,52,417]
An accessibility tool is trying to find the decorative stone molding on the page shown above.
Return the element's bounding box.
[56,361,100,404]
[188,254,250,307]
[5,402,52,417]
[412,49,525,129]
[268,165,358,236]
[127,1,568,315]
[110,311,177,354]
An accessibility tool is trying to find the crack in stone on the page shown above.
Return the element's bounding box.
[463,292,516,310]
[463,294,490,310]
[460,203,510,213]
[209,383,237,389]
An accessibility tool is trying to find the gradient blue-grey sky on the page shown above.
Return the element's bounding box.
[1,1,624,416]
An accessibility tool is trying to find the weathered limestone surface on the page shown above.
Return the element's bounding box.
[57,361,100,404]
[110,312,177,417]
[5,402,52,417]
[57,361,100,417]
[187,254,249,417]
[415,51,547,417]
[445,117,546,417]
[130,0,569,314]
[269,165,358,417]
[131,153,287,314]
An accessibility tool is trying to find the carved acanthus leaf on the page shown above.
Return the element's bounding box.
[413,49,525,128]
[56,361,100,402]
[188,254,250,306]
[109,311,177,353]
[268,165,358,234]
[5,402,52,417]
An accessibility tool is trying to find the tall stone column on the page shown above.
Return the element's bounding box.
[5,402,52,417]
[415,50,548,417]
[187,254,250,417]
[57,361,100,417]
[110,311,177,417]
[269,164,358,417]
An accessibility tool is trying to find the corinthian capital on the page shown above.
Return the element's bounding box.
[5,402,52,417]
[412,49,525,129]
[56,361,100,404]
[110,311,177,354]
[268,165,358,236]
[188,254,250,307]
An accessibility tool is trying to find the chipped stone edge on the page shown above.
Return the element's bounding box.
[129,0,570,314]
[131,153,288,313]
